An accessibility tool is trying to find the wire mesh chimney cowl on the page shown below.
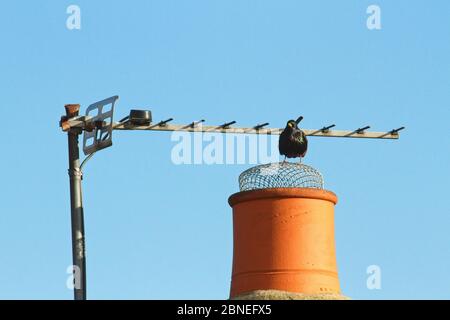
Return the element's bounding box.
[238,162,324,192]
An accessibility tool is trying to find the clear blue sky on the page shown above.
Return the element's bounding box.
[0,0,449,300]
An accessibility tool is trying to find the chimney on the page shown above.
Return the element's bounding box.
[228,162,347,300]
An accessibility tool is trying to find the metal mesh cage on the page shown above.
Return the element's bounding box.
[239,162,324,191]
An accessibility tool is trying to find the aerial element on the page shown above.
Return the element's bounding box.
[279,116,308,162]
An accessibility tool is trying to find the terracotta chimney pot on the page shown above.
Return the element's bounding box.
[228,187,345,300]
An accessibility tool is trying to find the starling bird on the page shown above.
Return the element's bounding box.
[279,116,308,162]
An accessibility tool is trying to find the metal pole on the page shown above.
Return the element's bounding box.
[65,104,87,300]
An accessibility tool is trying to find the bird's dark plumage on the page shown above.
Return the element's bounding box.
[279,119,308,159]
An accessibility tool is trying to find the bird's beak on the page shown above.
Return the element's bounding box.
[295,116,303,124]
